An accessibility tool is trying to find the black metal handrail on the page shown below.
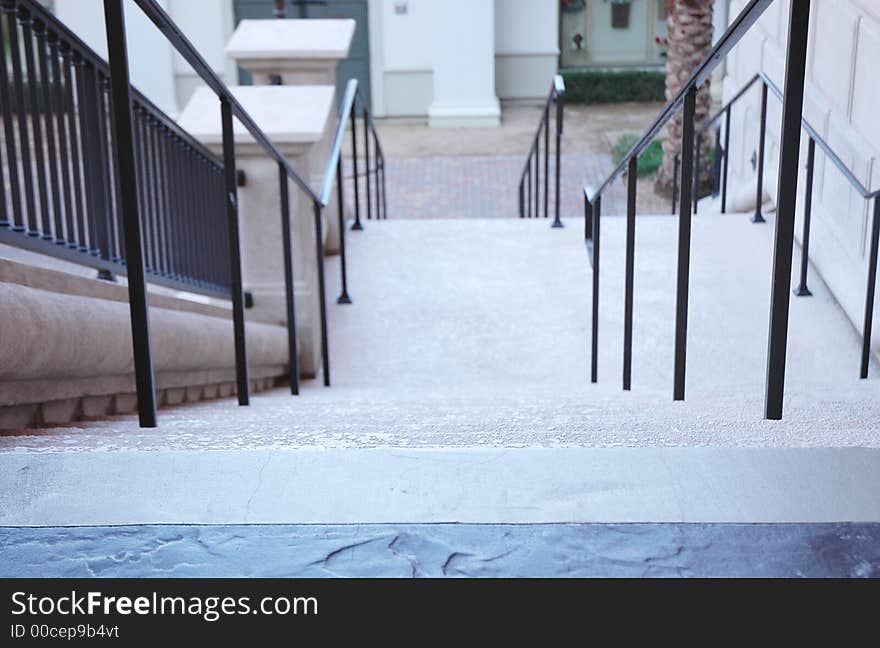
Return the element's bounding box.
[129,0,386,411]
[583,0,817,421]
[519,75,564,227]
[0,0,230,296]
[0,0,387,427]
[688,71,880,380]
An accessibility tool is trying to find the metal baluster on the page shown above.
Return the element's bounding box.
[220,96,250,406]
[278,162,299,395]
[76,58,102,256]
[794,137,815,297]
[148,118,169,276]
[313,200,331,387]
[21,10,51,239]
[527,154,532,218]
[363,106,372,222]
[765,2,811,421]
[552,89,564,229]
[543,103,550,219]
[89,67,114,269]
[753,81,768,223]
[162,127,180,278]
[381,151,388,219]
[590,194,601,384]
[518,178,524,219]
[37,25,64,243]
[103,0,157,428]
[623,156,637,391]
[372,118,381,220]
[694,132,701,215]
[0,8,23,232]
[671,154,679,216]
[673,86,697,402]
[131,106,152,270]
[534,139,539,219]
[862,197,880,379]
[141,114,161,276]
[51,40,75,246]
[336,156,351,304]
[721,106,731,214]
[7,5,38,236]
[102,75,123,263]
[350,101,361,230]
[64,51,88,251]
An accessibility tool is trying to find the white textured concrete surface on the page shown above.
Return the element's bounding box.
[2,448,879,525]
[2,216,878,526]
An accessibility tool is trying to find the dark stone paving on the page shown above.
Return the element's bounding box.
[1,524,878,578]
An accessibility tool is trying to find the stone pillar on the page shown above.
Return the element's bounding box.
[225,19,357,254]
[178,86,335,378]
[428,0,500,128]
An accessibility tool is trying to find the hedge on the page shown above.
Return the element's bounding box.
[561,70,666,104]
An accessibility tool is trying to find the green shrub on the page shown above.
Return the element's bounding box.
[611,134,664,176]
[561,70,665,104]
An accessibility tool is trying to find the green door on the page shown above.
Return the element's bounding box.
[233,0,372,110]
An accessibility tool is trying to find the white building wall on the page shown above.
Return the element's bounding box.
[369,0,559,119]
[494,0,559,101]
[723,0,880,361]
[54,0,177,115]
[53,0,236,117]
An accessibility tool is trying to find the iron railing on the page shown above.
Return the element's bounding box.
[0,0,230,296]
[0,0,387,428]
[583,0,819,420]
[693,71,880,380]
[519,75,564,227]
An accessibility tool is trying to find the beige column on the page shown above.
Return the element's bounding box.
[179,85,335,378]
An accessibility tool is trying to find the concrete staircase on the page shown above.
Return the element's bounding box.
[1,214,879,527]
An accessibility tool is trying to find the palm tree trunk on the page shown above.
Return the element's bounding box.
[656,0,715,197]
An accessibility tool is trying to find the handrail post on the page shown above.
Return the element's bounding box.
[753,81,768,223]
[350,101,362,230]
[694,132,701,215]
[519,178,525,219]
[552,88,564,228]
[527,157,532,218]
[534,140,540,219]
[103,0,157,427]
[765,1,811,420]
[336,156,352,305]
[313,200,331,386]
[623,156,637,391]
[380,151,388,219]
[861,196,880,379]
[543,103,550,220]
[372,120,382,220]
[220,96,250,406]
[278,162,299,395]
[794,137,815,297]
[672,154,679,215]
[363,104,372,221]
[673,86,697,402]
[721,106,731,213]
[590,194,601,384]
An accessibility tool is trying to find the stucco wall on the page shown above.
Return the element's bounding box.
[53,0,236,117]
[369,0,560,118]
[494,0,559,101]
[723,0,880,362]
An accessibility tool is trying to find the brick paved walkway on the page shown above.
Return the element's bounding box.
[346,152,668,222]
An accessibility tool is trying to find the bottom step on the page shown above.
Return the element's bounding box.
[2,447,878,526]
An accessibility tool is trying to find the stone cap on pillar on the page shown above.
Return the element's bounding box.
[177,85,335,157]
[225,19,355,74]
